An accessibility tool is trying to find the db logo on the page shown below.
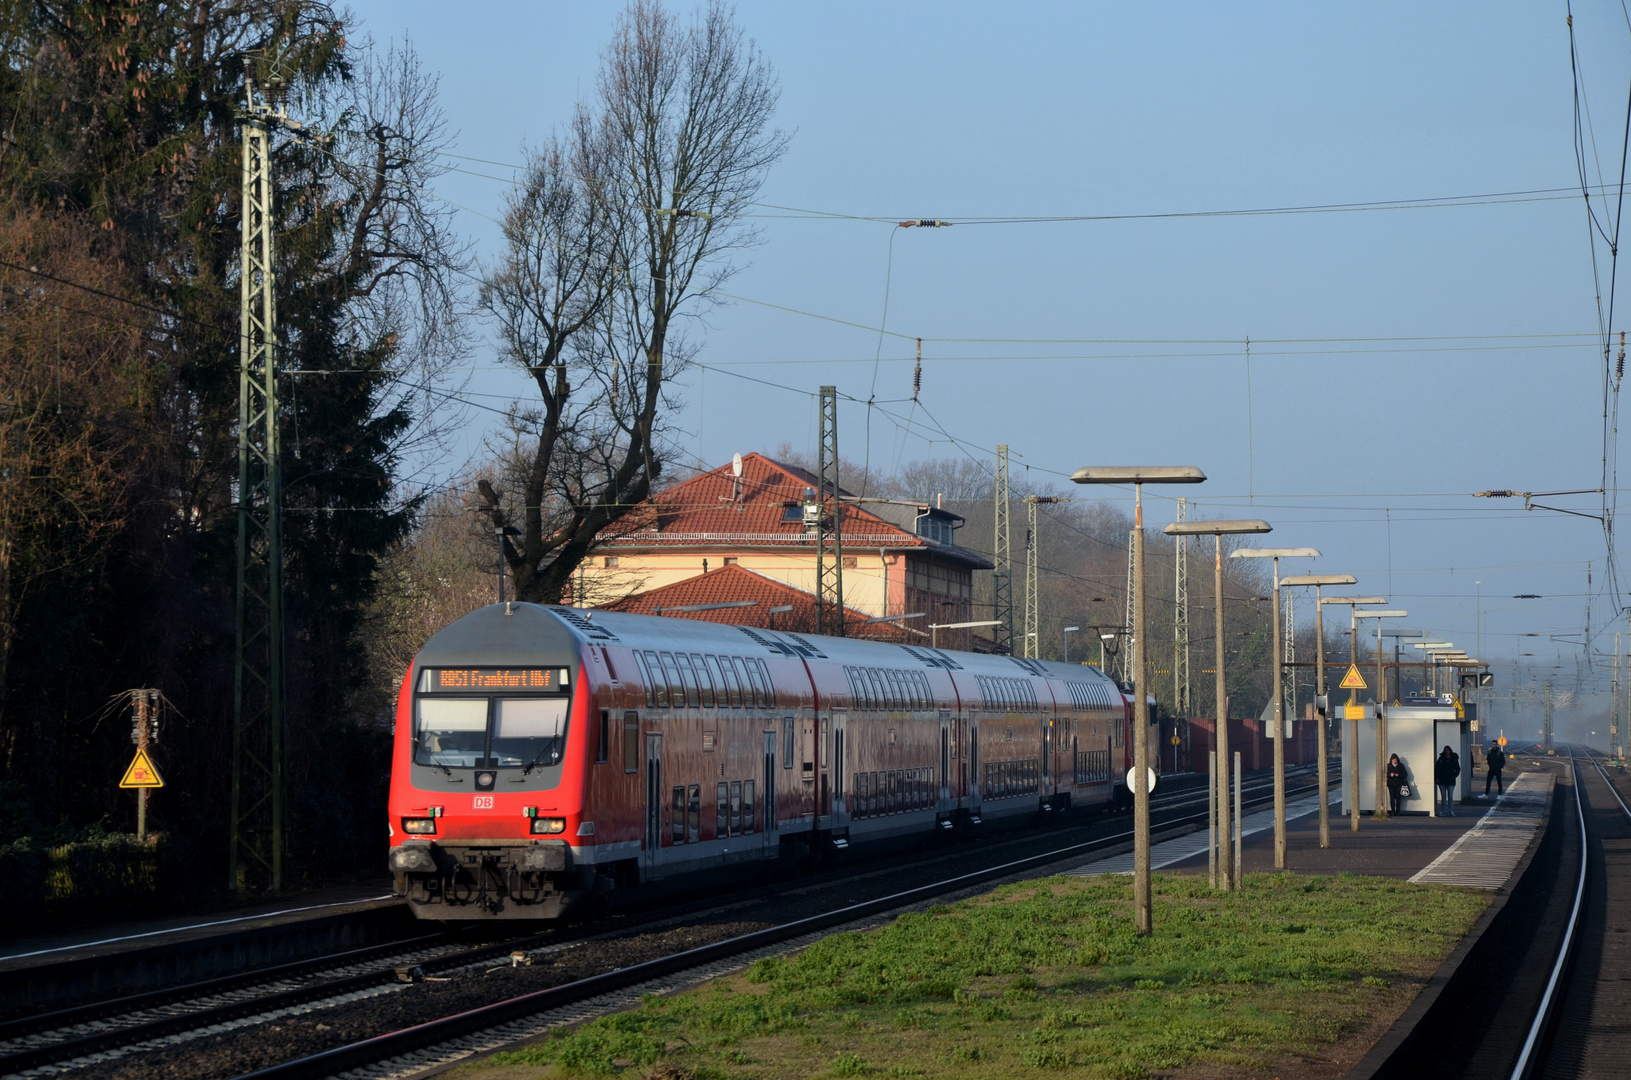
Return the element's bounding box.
[472,796,494,810]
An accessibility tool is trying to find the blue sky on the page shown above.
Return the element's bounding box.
[348,1,1631,740]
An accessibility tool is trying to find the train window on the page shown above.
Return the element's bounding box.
[672,786,685,844]
[622,712,640,773]
[891,670,907,710]
[735,657,761,709]
[845,668,861,708]
[720,658,743,708]
[597,709,610,764]
[634,653,656,708]
[919,673,933,708]
[865,668,885,710]
[490,699,572,769]
[414,699,487,768]
[642,651,668,708]
[782,717,794,768]
[688,784,701,842]
[691,653,715,707]
[730,781,742,836]
[705,656,728,705]
[659,653,686,707]
[716,782,729,838]
[756,660,777,707]
[743,780,755,833]
[678,655,701,707]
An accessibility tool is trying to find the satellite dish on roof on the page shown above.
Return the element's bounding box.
[732,453,743,477]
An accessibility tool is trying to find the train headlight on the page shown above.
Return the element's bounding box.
[389,844,436,873]
[401,817,437,835]
[530,816,566,835]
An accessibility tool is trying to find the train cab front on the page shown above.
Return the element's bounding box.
[388,603,592,919]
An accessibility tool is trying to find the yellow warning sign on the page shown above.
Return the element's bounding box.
[1338,664,1368,690]
[119,749,164,789]
[1343,704,1368,720]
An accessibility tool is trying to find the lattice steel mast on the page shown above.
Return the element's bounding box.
[231,60,320,894]
[992,445,1012,654]
[815,386,844,635]
[1022,496,1067,658]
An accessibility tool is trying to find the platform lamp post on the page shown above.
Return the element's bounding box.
[929,619,1001,649]
[1073,466,1207,934]
[1230,547,1320,869]
[1063,626,1080,663]
[1411,641,1453,697]
[1278,574,1357,849]
[1355,609,1407,819]
[1318,596,1388,831]
[1163,517,1271,892]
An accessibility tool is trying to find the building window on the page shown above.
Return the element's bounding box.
[723,556,739,565]
[782,504,802,522]
[603,556,619,567]
[842,556,857,568]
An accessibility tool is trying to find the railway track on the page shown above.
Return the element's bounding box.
[218,770,1317,1080]
[1508,748,1631,1079]
[0,767,1317,1079]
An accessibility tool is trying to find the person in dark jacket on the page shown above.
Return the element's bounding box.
[1484,744,1506,797]
[1386,753,1408,814]
[1435,745,1461,816]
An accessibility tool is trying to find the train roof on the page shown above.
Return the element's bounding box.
[424,604,1122,692]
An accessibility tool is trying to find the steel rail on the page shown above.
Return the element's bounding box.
[228,776,1318,1080]
[1508,750,1588,1080]
[1585,749,1631,821]
[6,768,1320,1078]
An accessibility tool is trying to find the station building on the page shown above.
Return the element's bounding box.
[571,453,997,650]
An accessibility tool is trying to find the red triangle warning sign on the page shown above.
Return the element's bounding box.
[119,749,164,789]
[1338,664,1368,690]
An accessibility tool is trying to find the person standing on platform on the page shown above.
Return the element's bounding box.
[1435,746,1461,816]
[1483,743,1506,798]
[1386,753,1408,815]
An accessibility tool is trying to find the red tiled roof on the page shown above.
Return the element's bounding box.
[601,564,913,640]
[607,452,920,547]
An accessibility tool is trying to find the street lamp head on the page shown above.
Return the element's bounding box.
[1230,547,1321,559]
[1072,466,1206,486]
[1355,609,1408,618]
[1063,626,1080,632]
[1319,596,1388,606]
[1279,574,1358,586]
[1164,518,1271,536]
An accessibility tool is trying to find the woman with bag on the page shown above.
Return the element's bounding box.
[1386,753,1409,815]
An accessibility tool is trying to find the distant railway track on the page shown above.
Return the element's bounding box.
[0,766,1316,1079]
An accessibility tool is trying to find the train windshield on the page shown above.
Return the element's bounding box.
[415,698,569,770]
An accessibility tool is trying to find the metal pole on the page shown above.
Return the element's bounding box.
[1214,534,1232,889]
[1374,621,1387,820]
[1350,607,1360,832]
[1208,749,1217,888]
[1316,585,1329,847]
[1131,482,1152,934]
[1272,556,1286,868]
[1233,750,1243,884]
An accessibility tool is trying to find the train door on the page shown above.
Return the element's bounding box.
[832,710,848,824]
[762,731,778,855]
[939,712,951,809]
[969,715,982,816]
[643,734,662,877]
[801,708,816,816]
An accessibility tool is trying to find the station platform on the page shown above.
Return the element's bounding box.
[0,884,398,972]
[1071,769,1554,885]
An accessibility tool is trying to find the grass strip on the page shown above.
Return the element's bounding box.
[467,871,1488,1079]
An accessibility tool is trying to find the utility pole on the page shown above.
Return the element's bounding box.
[1612,630,1621,758]
[1022,496,1068,658]
[1542,681,1554,750]
[1122,532,1136,682]
[1173,499,1191,719]
[233,58,318,895]
[130,690,160,841]
[815,386,844,635]
[993,445,1013,654]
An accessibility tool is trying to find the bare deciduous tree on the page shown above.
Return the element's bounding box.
[479,0,787,603]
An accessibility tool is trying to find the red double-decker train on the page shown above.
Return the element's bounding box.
[386,603,1157,920]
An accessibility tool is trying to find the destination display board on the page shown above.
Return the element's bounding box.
[420,668,568,692]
